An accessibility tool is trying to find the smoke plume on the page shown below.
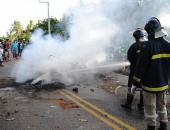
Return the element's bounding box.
[11,0,170,84]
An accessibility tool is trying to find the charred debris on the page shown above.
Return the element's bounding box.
[0,67,130,95]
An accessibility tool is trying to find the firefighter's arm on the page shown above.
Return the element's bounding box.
[132,76,141,87]
[132,43,151,86]
[127,44,135,63]
[130,75,142,93]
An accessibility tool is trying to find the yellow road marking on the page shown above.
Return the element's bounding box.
[63,89,136,130]
[60,91,122,130]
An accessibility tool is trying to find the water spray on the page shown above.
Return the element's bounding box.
[61,61,130,74]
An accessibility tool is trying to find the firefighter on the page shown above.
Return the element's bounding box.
[132,17,169,130]
[121,28,147,109]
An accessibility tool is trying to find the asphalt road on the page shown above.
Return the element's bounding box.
[0,60,169,130]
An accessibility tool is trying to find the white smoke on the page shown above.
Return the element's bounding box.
[159,11,170,28]
[11,2,118,83]
[11,0,170,84]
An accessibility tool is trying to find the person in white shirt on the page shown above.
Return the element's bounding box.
[0,44,4,67]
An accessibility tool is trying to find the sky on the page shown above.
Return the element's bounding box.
[0,0,99,36]
[1,0,170,37]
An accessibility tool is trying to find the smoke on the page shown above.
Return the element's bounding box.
[99,0,170,46]
[11,0,170,84]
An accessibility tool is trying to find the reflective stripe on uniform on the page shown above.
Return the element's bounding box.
[133,76,141,82]
[151,54,170,59]
[142,85,168,91]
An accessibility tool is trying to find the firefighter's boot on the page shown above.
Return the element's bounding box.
[158,122,167,130]
[121,93,134,109]
[137,91,144,110]
[145,125,155,130]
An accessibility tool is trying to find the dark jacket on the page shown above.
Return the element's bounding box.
[133,37,170,92]
[127,41,146,88]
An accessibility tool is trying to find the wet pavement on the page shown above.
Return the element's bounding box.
[0,60,169,130]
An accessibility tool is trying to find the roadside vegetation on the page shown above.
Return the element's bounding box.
[0,15,71,42]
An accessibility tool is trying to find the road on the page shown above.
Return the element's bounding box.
[0,60,169,130]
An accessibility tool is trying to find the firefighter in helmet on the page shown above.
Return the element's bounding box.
[121,28,148,109]
[132,17,169,130]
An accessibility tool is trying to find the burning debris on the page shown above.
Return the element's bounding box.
[12,78,66,94]
[29,80,65,91]
[0,77,15,88]
[72,87,78,93]
[0,66,129,100]
[1,97,8,104]
[48,98,79,109]
[90,89,94,92]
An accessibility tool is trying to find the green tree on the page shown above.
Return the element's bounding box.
[33,18,59,35]
[6,28,16,41]
[27,20,34,31]
[56,15,71,40]
[20,20,35,41]
[32,16,71,40]
[7,20,24,41]
[12,20,23,38]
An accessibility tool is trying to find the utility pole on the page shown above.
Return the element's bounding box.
[39,0,51,35]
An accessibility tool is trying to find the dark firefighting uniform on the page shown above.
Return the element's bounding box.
[121,41,145,109]
[127,41,145,88]
[133,37,169,126]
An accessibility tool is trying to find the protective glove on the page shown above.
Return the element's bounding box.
[132,79,141,88]
[131,85,136,94]
[128,87,131,93]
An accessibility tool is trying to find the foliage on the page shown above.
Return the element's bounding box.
[6,28,15,41]
[20,20,35,41]
[12,20,24,37]
[2,15,72,42]
[32,16,71,40]
[32,18,59,35]
[6,20,24,41]
[56,15,71,40]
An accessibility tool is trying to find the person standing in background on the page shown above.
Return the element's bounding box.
[11,41,18,59]
[18,41,23,57]
[6,39,11,61]
[0,44,4,67]
[1,41,7,62]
